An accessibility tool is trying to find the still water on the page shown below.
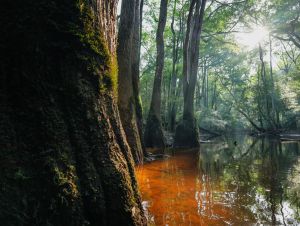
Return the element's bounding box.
[136,135,300,225]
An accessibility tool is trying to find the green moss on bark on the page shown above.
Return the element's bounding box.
[0,0,145,225]
[76,0,118,93]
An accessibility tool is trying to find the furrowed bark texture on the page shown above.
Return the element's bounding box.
[118,0,145,164]
[144,0,168,148]
[174,0,207,148]
[0,0,146,225]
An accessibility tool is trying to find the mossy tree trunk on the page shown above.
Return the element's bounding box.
[174,0,207,148]
[144,0,168,148]
[0,0,146,225]
[118,0,145,164]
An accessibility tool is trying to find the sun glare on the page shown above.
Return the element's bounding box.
[236,25,269,49]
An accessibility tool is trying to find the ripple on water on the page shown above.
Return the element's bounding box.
[136,136,300,225]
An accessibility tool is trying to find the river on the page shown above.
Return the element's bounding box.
[136,135,300,225]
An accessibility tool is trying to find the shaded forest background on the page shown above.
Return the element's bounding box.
[138,0,300,139]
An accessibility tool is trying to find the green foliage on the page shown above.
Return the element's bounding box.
[140,0,300,133]
[196,109,229,131]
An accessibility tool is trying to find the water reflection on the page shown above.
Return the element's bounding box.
[136,135,300,225]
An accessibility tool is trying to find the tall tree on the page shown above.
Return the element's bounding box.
[0,0,146,225]
[118,0,145,163]
[133,0,147,155]
[174,0,207,148]
[144,0,168,148]
[167,0,184,132]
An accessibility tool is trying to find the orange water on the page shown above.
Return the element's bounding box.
[136,137,300,225]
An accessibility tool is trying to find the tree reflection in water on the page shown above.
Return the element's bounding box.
[136,135,300,225]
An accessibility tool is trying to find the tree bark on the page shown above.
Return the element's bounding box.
[0,0,146,225]
[144,0,168,148]
[136,0,147,155]
[174,0,207,148]
[118,0,145,164]
[168,0,183,132]
[258,44,276,130]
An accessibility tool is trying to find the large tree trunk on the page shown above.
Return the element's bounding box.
[118,0,145,164]
[167,0,183,132]
[133,0,148,156]
[174,0,207,148]
[144,0,168,148]
[0,0,146,225]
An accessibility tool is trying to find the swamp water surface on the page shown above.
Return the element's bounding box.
[136,135,300,225]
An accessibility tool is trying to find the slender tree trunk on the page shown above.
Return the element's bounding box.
[256,66,265,129]
[162,76,168,126]
[168,0,181,132]
[205,67,209,108]
[0,0,146,225]
[132,0,147,155]
[137,0,147,154]
[211,81,217,110]
[169,6,184,132]
[174,0,207,148]
[144,0,168,148]
[168,12,177,130]
[259,44,276,131]
[269,35,281,129]
[118,0,145,163]
[195,80,201,109]
[201,62,206,107]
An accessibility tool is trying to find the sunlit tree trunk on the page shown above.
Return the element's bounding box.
[144,0,168,148]
[269,35,281,129]
[0,0,146,225]
[258,44,277,131]
[174,0,207,148]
